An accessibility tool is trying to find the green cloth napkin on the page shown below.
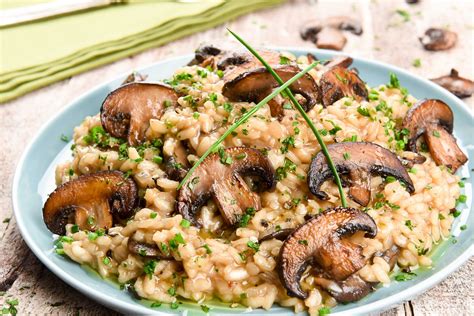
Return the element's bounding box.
[0,0,283,103]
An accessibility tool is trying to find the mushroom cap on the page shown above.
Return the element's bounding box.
[100,82,178,146]
[43,170,138,235]
[222,64,321,114]
[176,147,276,227]
[308,142,414,206]
[403,99,467,171]
[279,207,377,299]
[315,27,348,51]
[431,69,474,99]
[319,66,368,106]
[128,239,173,259]
[419,28,457,51]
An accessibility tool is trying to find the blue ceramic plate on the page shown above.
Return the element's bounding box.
[12,48,473,315]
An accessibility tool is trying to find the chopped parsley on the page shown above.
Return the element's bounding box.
[280,136,295,154]
[279,55,291,65]
[247,241,260,252]
[239,207,257,227]
[223,102,233,113]
[102,257,111,265]
[71,224,79,233]
[385,176,397,183]
[216,70,224,78]
[60,134,69,142]
[387,72,400,89]
[460,225,467,231]
[405,220,414,230]
[412,58,421,67]
[395,271,416,281]
[218,146,233,165]
[151,302,162,308]
[143,260,157,279]
[202,244,212,254]
[357,106,371,117]
[396,9,411,22]
[456,194,467,204]
[169,233,186,250]
[343,152,350,160]
[432,130,440,138]
[298,240,308,246]
[318,306,331,315]
[276,158,297,180]
[193,112,200,119]
[152,156,163,164]
[201,305,210,313]
[167,287,176,296]
[180,219,191,228]
[170,302,179,309]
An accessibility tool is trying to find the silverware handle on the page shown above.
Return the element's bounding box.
[0,0,114,28]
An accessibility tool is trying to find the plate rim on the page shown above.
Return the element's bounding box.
[12,47,474,315]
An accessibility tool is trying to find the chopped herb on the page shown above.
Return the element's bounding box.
[102,257,111,265]
[298,239,308,246]
[357,106,371,117]
[180,219,191,228]
[247,241,260,252]
[388,73,400,89]
[385,176,397,183]
[276,158,297,180]
[412,58,421,67]
[68,168,74,176]
[218,146,233,165]
[71,224,79,233]
[223,102,233,113]
[152,156,163,164]
[405,220,414,230]
[279,55,291,65]
[167,287,176,296]
[319,306,331,315]
[458,181,465,188]
[151,302,162,308]
[160,242,170,255]
[193,112,200,119]
[280,136,295,153]
[460,225,467,231]
[294,126,300,135]
[395,271,416,281]
[240,293,248,299]
[432,130,440,138]
[329,126,342,135]
[334,72,348,84]
[216,70,224,78]
[396,9,411,22]
[452,209,461,218]
[3,218,10,223]
[187,176,200,190]
[239,207,256,227]
[123,170,133,179]
[408,168,417,174]
[88,232,98,241]
[319,129,328,136]
[456,194,467,204]
[87,216,95,226]
[438,214,445,220]
[170,302,179,309]
[416,245,429,256]
[149,212,157,219]
[202,244,212,254]
[163,100,173,108]
[169,233,186,250]
[208,92,218,103]
[242,128,249,135]
[60,134,69,142]
[143,260,157,279]
[197,69,208,78]
[283,103,292,110]
[343,152,350,160]
[235,153,246,160]
[201,305,210,313]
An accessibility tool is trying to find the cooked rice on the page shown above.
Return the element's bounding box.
[55,53,461,315]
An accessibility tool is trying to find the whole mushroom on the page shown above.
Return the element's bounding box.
[176,147,276,227]
[419,28,457,51]
[43,170,138,235]
[278,207,377,299]
[431,69,474,99]
[403,99,467,172]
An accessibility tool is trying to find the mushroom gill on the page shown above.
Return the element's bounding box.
[176,147,276,228]
[308,142,415,206]
[100,82,179,146]
[319,66,368,106]
[403,99,467,172]
[278,207,377,299]
[43,170,138,235]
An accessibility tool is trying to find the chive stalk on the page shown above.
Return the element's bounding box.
[228,29,347,207]
[178,60,319,189]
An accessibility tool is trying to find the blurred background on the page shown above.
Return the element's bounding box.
[0,0,472,315]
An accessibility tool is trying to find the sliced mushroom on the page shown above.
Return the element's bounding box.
[279,207,377,299]
[319,66,368,106]
[128,239,173,259]
[398,151,427,169]
[325,16,363,35]
[176,147,276,227]
[316,27,347,51]
[308,142,415,206]
[403,99,467,172]
[419,28,457,51]
[259,228,294,242]
[223,65,321,117]
[100,83,179,146]
[431,69,474,98]
[314,245,399,303]
[122,71,148,85]
[164,141,190,181]
[43,171,138,235]
[324,56,353,69]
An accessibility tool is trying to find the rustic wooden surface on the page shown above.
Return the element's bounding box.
[0,0,472,315]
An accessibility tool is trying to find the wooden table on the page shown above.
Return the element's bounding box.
[1,0,472,314]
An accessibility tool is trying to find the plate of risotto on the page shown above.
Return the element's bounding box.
[13,39,473,315]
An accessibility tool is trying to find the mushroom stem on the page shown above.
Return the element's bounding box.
[228,29,348,207]
[177,56,319,190]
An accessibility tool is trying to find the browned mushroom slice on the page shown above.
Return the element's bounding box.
[122,71,148,85]
[279,207,377,299]
[100,83,179,146]
[419,28,457,51]
[43,171,138,235]
[128,239,173,259]
[319,66,368,106]
[223,65,321,116]
[314,245,399,303]
[176,147,276,227]
[403,99,467,172]
[308,142,414,206]
[431,69,474,99]
[324,56,353,69]
[164,141,190,181]
[259,228,294,242]
[316,27,347,51]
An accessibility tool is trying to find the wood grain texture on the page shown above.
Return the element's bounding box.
[0,0,472,315]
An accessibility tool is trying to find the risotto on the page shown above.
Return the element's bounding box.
[44,45,468,315]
